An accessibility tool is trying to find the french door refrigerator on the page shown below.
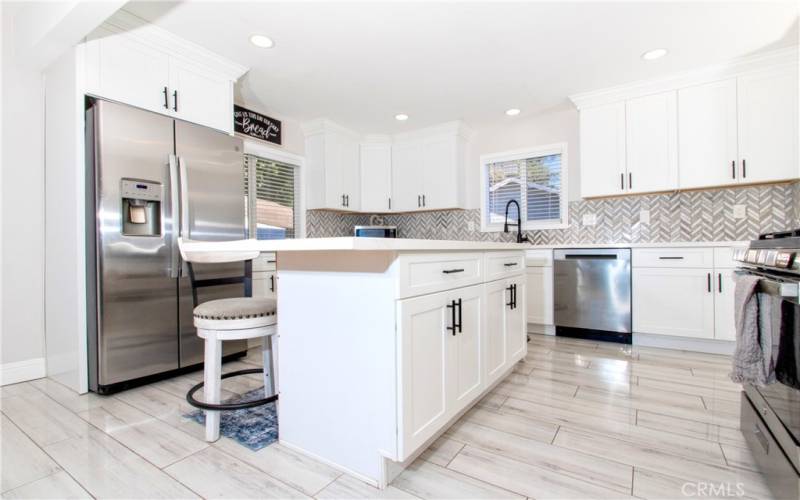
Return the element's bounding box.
[86,99,247,394]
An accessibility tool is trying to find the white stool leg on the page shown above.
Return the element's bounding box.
[262,335,275,398]
[204,332,222,442]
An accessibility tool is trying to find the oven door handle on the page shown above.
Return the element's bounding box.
[734,270,800,299]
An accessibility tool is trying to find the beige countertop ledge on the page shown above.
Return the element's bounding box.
[180,237,529,253]
[526,240,748,249]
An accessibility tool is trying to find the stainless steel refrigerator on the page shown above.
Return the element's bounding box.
[86,99,247,394]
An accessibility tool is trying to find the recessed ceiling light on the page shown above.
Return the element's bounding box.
[395,114,409,121]
[505,108,521,116]
[641,48,668,61]
[250,35,274,48]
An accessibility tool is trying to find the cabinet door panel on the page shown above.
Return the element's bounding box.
[633,268,715,339]
[626,91,678,194]
[580,102,626,198]
[398,292,448,458]
[392,142,424,212]
[485,280,508,385]
[714,269,736,341]
[340,137,361,210]
[450,288,483,412]
[678,79,738,189]
[360,143,392,212]
[85,29,170,115]
[324,134,345,209]
[422,137,459,210]
[737,67,799,184]
[506,280,526,361]
[526,267,553,325]
[169,58,232,133]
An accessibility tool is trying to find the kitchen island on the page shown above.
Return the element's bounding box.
[181,237,528,487]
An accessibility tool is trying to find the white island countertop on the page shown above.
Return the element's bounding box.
[527,240,748,250]
[181,237,529,253]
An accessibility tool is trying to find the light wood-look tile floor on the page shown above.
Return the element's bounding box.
[1,335,774,499]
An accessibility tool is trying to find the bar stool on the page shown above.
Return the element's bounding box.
[178,238,278,442]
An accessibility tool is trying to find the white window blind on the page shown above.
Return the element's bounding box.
[482,144,567,231]
[244,154,299,239]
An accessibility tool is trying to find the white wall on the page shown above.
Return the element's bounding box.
[1,4,47,374]
[464,106,580,209]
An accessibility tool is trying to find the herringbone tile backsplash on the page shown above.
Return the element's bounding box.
[307,182,800,244]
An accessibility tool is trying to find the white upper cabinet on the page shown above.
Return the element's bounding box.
[84,26,171,116]
[573,48,798,197]
[360,139,393,212]
[167,59,233,136]
[678,79,739,189]
[305,120,471,213]
[737,66,799,184]
[391,142,424,212]
[392,123,470,212]
[303,120,361,211]
[580,102,627,198]
[625,91,678,194]
[83,11,247,134]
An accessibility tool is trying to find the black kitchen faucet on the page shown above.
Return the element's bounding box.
[503,199,529,244]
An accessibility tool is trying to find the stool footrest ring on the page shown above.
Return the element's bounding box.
[186,368,278,411]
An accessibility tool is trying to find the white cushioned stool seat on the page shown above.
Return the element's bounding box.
[193,297,277,330]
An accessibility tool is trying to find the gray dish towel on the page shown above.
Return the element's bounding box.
[731,274,767,385]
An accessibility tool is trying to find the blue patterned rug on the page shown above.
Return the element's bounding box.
[185,387,278,451]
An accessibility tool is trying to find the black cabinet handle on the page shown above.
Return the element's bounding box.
[163,86,169,109]
[503,262,518,267]
[718,273,722,293]
[742,159,746,178]
[342,194,346,207]
[658,256,684,260]
[269,274,275,292]
[417,195,421,207]
[172,90,178,112]
[620,173,624,190]
[345,194,349,207]
[457,298,462,333]
[447,300,457,336]
[506,284,514,308]
[707,273,711,292]
[267,259,276,263]
[422,194,426,207]
[731,160,736,179]
[513,284,517,309]
[442,268,465,274]
[628,173,632,190]
[388,197,391,210]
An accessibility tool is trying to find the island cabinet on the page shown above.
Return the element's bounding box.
[271,244,527,489]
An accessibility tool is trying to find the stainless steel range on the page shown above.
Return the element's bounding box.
[734,230,800,499]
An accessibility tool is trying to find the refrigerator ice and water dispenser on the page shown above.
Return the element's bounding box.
[120,179,161,236]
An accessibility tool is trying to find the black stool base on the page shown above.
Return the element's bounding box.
[186,368,278,411]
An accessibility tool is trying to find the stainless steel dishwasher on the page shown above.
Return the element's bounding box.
[553,248,632,343]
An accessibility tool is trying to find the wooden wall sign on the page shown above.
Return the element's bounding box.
[234,105,281,145]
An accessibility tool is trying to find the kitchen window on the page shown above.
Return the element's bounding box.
[244,153,302,239]
[480,143,568,231]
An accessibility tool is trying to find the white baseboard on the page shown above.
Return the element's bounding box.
[633,333,735,355]
[527,323,555,336]
[1,358,46,386]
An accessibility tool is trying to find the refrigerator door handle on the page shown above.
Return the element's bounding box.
[178,156,191,277]
[178,156,190,239]
[168,154,180,278]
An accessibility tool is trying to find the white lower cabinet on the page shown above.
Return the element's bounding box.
[397,284,483,457]
[252,271,277,300]
[525,266,553,326]
[633,268,715,339]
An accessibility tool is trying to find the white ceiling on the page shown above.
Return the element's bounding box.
[125,1,798,133]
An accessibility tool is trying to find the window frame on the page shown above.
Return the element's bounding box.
[243,139,306,239]
[479,142,569,232]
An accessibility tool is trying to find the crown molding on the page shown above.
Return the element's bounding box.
[570,45,799,110]
[96,9,248,81]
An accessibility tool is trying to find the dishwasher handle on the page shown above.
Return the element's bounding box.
[562,254,617,260]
